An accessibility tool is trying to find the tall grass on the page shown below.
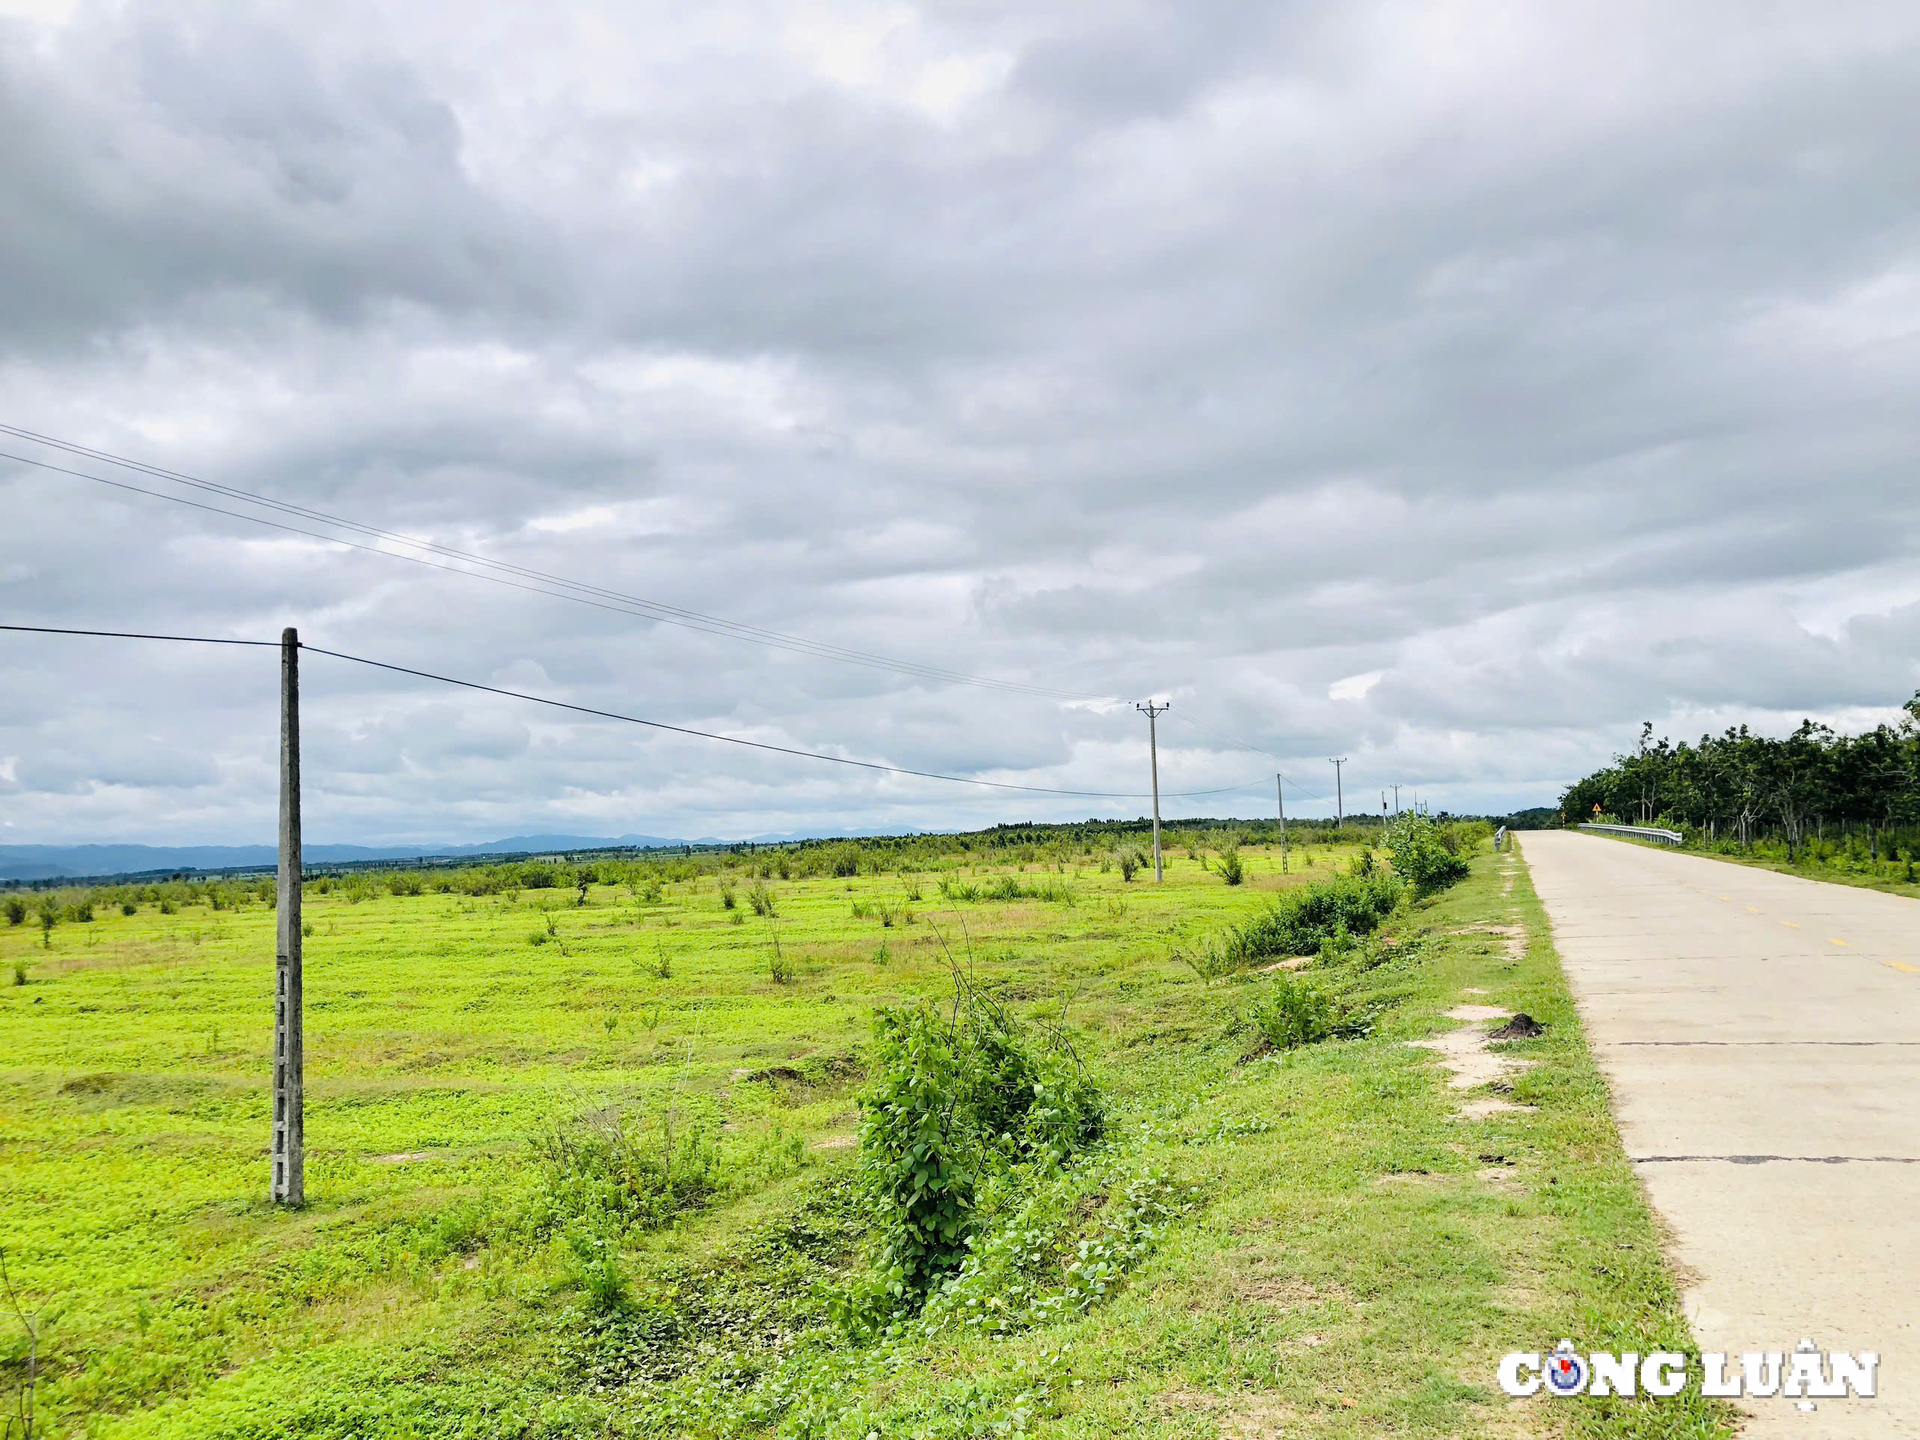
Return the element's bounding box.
[1191,871,1404,977]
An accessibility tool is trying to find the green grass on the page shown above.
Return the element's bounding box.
[1581,824,1920,900]
[0,839,1730,1438]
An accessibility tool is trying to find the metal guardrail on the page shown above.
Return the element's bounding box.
[1579,822,1683,846]
[1494,826,1508,850]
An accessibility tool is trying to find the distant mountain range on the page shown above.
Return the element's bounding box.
[0,827,929,881]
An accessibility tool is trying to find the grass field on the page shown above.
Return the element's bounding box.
[0,835,1732,1438]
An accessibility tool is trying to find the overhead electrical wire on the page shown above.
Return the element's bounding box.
[0,623,277,648]
[1,623,1270,802]
[1164,708,1335,802]
[0,424,1105,703]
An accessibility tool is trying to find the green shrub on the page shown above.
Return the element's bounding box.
[1117,850,1142,882]
[532,1100,721,1235]
[1251,972,1370,1049]
[1222,871,1404,966]
[4,899,23,926]
[767,935,794,985]
[120,900,138,916]
[1216,842,1245,886]
[855,981,1103,1303]
[1385,812,1471,897]
[747,882,777,917]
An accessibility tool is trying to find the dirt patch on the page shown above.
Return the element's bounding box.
[1258,955,1316,972]
[1456,1097,1534,1119]
[1405,1005,1539,1118]
[1159,1388,1300,1436]
[809,1134,856,1150]
[1233,1273,1351,1307]
[1222,1253,1354,1310]
[368,1151,440,1164]
[1464,923,1528,959]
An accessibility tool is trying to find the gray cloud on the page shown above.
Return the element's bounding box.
[3,0,1919,845]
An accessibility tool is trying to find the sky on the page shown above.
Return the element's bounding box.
[2,0,1918,847]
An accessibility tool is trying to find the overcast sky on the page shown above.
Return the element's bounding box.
[2,0,1917,846]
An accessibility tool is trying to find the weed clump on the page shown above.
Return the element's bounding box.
[531,1102,723,1235]
[1251,972,1371,1049]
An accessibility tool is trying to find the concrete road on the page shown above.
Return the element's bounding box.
[1522,831,1919,1438]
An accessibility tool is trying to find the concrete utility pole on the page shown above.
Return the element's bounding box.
[1392,784,1401,816]
[1330,757,1347,831]
[1275,772,1287,874]
[272,627,304,1206]
[1137,700,1170,882]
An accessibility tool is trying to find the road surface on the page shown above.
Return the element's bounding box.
[1522,831,1919,1437]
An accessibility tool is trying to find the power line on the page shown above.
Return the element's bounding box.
[0,623,276,647]
[1,622,1265,801]
[1161,710,1337,802]
[1276,772,1335,804]
[0,425,1105,702]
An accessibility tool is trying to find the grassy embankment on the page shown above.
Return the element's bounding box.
[1582,824,1920,900]
[0,837,1731,1438]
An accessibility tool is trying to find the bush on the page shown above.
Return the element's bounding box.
[532,1100,721,1235]
[1385,812,1472,897]
[1117,851,1142,883]
[4,899,23,926]
[1222,872,1404,966]
[1216,842,1245,886]
[855,980,1103,1303]
[747,882,777,917]
[1251,972,1370,1049]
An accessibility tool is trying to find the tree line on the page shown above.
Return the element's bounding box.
[1560,694,1920,861]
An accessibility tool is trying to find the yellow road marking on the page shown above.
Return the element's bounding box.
[1747,906,1762,914]
[1829,937,1851,947]
[1782,921,1800,928]
[1717,895,1732,902]
[1887,962,1920,975]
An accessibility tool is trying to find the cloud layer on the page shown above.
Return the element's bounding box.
[3,0,1918,844]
